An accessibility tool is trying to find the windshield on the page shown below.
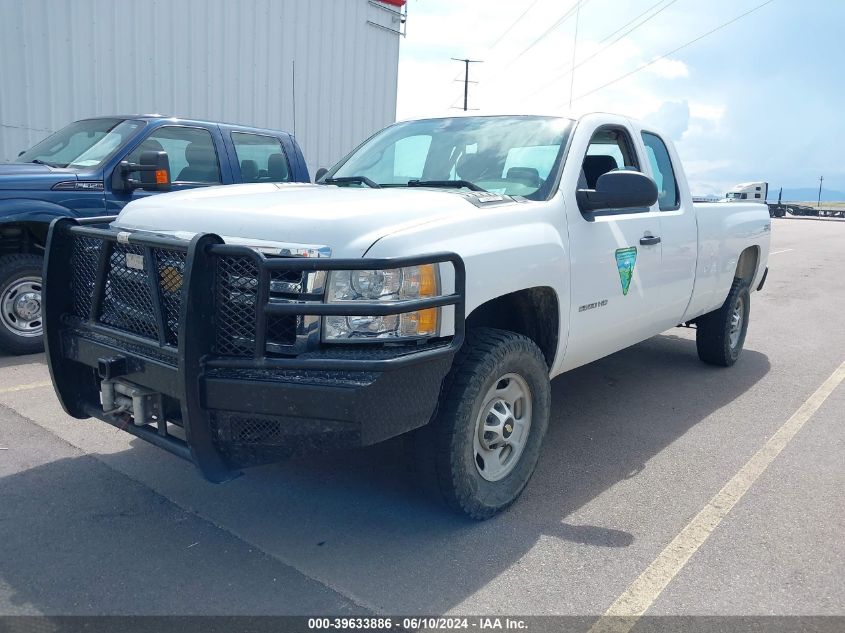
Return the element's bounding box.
[16,118,143,169]
[327,116,572,200]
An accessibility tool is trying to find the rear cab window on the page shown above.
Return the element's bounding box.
[641,132,680,211]
[231,132,291,183]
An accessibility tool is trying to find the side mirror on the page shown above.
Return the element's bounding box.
[314,167,328,183]
[112,150,171,193]
[577,170,657,212]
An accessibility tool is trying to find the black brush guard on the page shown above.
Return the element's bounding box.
[43,217,465,482]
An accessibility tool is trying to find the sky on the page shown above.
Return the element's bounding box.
[395,0,845,199]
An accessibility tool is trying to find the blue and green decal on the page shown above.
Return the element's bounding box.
[615,247,637,296]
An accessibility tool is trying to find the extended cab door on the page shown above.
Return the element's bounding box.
[560,120,665,371]
[636,128,697,329]
[105,124,232,213]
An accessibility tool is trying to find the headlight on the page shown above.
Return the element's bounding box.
[323,264,440,341]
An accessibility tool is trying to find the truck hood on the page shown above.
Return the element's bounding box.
[0,162,79,191]
[114,183,506,257]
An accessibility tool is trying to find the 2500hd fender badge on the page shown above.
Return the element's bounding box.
[579,299,608,312]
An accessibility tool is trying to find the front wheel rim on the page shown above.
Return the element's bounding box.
[473,373,533,482]
[1,276,43,338]
[729,295,744,349]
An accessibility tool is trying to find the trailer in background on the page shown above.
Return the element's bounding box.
[721,183,844,218]
[764,187,845,218]
[781,204,845,218]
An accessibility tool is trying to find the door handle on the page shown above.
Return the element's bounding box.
[639,235,661,246]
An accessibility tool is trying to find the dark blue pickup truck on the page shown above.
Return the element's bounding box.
[0,115,309,354]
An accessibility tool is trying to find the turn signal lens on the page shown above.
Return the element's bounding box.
[155,169,169,184]
[418,264,437,296]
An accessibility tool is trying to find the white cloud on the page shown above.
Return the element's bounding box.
[688,101,725,122]
[645,57,689,79]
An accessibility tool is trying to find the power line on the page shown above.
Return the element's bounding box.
[514,0,586,64]
[568,1,582,109]
[598,0,674,44]
[488,0,542,49]
[564,0,777,105]
[526,0,681,101]
[441,0,540,110]
[566,0,680,78]
[483,0,588,82]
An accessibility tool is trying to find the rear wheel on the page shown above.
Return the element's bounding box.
[411,328,551,519]
[695,279,750,367]
[0,254,45,355]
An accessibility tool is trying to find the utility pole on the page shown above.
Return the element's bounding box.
[817,175,823,208]
[451,58,483,111]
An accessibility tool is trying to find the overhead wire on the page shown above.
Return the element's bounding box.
[563,0,777,105]
[598,0,675,44]
[525,0,681,101]
[487,0,543,49]
[481,0,589,84]
[442,0,546,109]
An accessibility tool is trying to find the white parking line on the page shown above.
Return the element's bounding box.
[770,249,794,255]
[0,380,53,395]
[589,359,845,633]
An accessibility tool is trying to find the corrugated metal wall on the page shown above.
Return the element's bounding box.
[0,0,401,176]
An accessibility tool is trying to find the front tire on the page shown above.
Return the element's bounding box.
[0,254,45,355]
[412,328,551,519]
[695,278,750,367]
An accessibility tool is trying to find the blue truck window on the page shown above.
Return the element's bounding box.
[231,132,291,183]
[16,118,142,169]
[127,126,221,184]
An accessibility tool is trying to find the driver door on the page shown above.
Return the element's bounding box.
[560,123,664,371]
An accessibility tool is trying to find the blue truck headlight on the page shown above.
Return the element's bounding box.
[324,265,440,341]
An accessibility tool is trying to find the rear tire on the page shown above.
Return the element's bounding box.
[410,328,551,519]
[0,254,45,355]
[695,278,750,367]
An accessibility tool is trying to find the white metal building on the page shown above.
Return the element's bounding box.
[0,0,405,176]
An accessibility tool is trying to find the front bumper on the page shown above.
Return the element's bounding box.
[44,217,465,481]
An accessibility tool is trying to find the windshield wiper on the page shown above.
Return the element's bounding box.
[323,176,381,189]
[407,179,486,192]
[30,159,63,167]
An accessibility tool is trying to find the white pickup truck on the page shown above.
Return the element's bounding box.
[44,113,771,519]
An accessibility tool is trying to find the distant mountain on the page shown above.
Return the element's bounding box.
[769,187,845,203]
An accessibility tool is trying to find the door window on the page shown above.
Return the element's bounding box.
[578,126,643,215]
[581,127,639,189]
[127,126,221,184]
[231,132,291,183]
[641,132,680,210]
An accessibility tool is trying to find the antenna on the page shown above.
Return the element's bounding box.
[292,59,297,138]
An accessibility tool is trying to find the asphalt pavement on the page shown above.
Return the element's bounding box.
[0,217,843,619]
